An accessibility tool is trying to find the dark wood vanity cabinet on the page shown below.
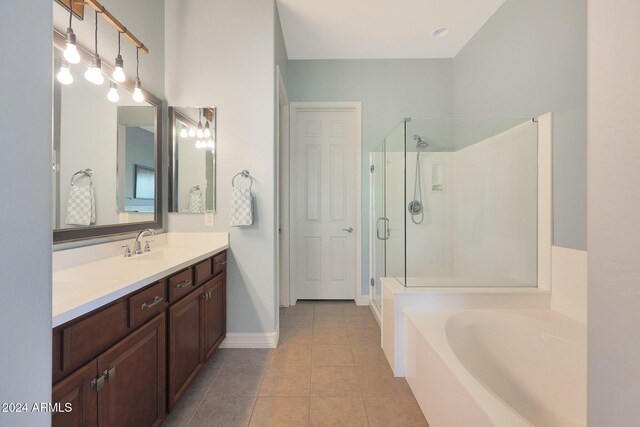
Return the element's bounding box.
[52,251,227,426]
[203,273,226,360]
[167,265,227,410]
[52,314,165,427]
[168,285,204,410]
[52,360,98,427]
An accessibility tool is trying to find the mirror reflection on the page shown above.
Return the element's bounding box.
[52,53,158,230]
[169,107,216,213]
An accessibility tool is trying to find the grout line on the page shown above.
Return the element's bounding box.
[184,356,227,427]
[247,354,270,425]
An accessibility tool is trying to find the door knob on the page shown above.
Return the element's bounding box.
[342,227,354,233]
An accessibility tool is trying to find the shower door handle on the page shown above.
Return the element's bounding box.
[376,218,390,240]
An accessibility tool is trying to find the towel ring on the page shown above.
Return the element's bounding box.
[190,185,202,193]
[71,169,94,187]
[232,170,253,191]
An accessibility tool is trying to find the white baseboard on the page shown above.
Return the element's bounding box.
[357,295,370,306]
[219,331,279,349]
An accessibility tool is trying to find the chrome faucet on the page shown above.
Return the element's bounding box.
[134,229,156,255]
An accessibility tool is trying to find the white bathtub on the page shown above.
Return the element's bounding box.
[404,309,586,427]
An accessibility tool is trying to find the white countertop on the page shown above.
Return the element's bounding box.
[52,232,229,328]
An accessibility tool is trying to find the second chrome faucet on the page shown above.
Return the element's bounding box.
[134,228,156,255]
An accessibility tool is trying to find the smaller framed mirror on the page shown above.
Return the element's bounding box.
[169,107,216,213]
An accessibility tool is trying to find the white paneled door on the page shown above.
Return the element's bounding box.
[292,106,359,300]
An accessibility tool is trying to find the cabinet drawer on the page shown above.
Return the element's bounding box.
[168,268,195,303]
[194,258,213,285]
[61,301,129,374]
[213,251,227,277]
[129,281,167,329]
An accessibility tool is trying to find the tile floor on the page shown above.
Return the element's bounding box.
[164,301,429,427]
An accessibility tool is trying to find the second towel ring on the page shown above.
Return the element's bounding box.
[71,169,94,187]
[232,170,253,191]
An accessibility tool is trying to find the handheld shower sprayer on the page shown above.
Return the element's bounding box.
[408,135,429,224]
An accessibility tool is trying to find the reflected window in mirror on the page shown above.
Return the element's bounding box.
[169,107,216,213]
[52,34,163,243]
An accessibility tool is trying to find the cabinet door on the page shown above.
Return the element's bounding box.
[97,314,166,427]
[168,287,204,411]
[202,274,226,361]
[52,359,98,427]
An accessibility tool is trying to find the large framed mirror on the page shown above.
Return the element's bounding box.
[168,107,216,213]
[52,30,163,243]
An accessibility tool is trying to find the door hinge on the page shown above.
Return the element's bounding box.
[370,165,375,173]
[370,278,375,287]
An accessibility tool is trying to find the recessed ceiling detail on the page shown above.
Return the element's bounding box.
[277,0,506,59]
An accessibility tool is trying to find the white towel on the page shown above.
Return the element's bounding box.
[189,189,204,213]
[66,185,96,226]
[230,187,253,226]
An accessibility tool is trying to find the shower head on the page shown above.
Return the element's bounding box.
[413,135,429,151]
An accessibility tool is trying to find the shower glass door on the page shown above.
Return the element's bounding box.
[371,142,386,312]
[385,121,407,284]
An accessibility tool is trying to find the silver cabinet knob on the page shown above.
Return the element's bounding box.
[342,227,354,233]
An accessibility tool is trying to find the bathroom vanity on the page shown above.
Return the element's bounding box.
[51,233,228,427]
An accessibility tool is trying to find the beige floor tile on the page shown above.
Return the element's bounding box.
[363,397,429,427]
[314,312,346,328]
[281,314,314,329]
[351,344,389,367]
[347,327,381,346]
[269,344,312,366]
[342,304,372,316]
[314,302,348,314]
[344,313,379,329]
[310,366,361,397]
[259,366,311,397]
[221,348,273,367]
[188,396,256,427]
[279,327,313,347]
[208,365,267,397]
[356,364,413,398]
[284,303,315,316]
[309,397,369,427]
[249,397,309,427]
[312,327,349,345]
[312,345,355,366]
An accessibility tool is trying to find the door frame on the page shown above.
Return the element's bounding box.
[288,102,364,305]
[276,66,290,308]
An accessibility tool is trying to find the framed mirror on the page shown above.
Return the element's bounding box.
[52,30,163,243]
[168,107,217,213]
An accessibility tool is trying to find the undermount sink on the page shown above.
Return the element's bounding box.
[127,248,188,262]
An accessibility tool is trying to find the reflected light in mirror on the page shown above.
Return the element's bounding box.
[57,60,73,85]
[107,82,119,103]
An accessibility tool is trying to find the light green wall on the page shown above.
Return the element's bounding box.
[0,1,53,424]
[454,0,587,250]
[286,59,455,294]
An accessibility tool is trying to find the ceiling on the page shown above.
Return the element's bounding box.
[277,0,506,60]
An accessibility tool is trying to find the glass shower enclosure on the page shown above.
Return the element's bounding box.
[370,118,539,312]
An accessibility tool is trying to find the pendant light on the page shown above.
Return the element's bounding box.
[56,60,73,85]
[63,7,80,64]
[107,81,120,102]
[196,109,204,138]
[179,127,188,138]
[112,32,126,83]
[84,11,104,85]
[188,128,196,137]
[132,48,144,103]
[204,121,212,138]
